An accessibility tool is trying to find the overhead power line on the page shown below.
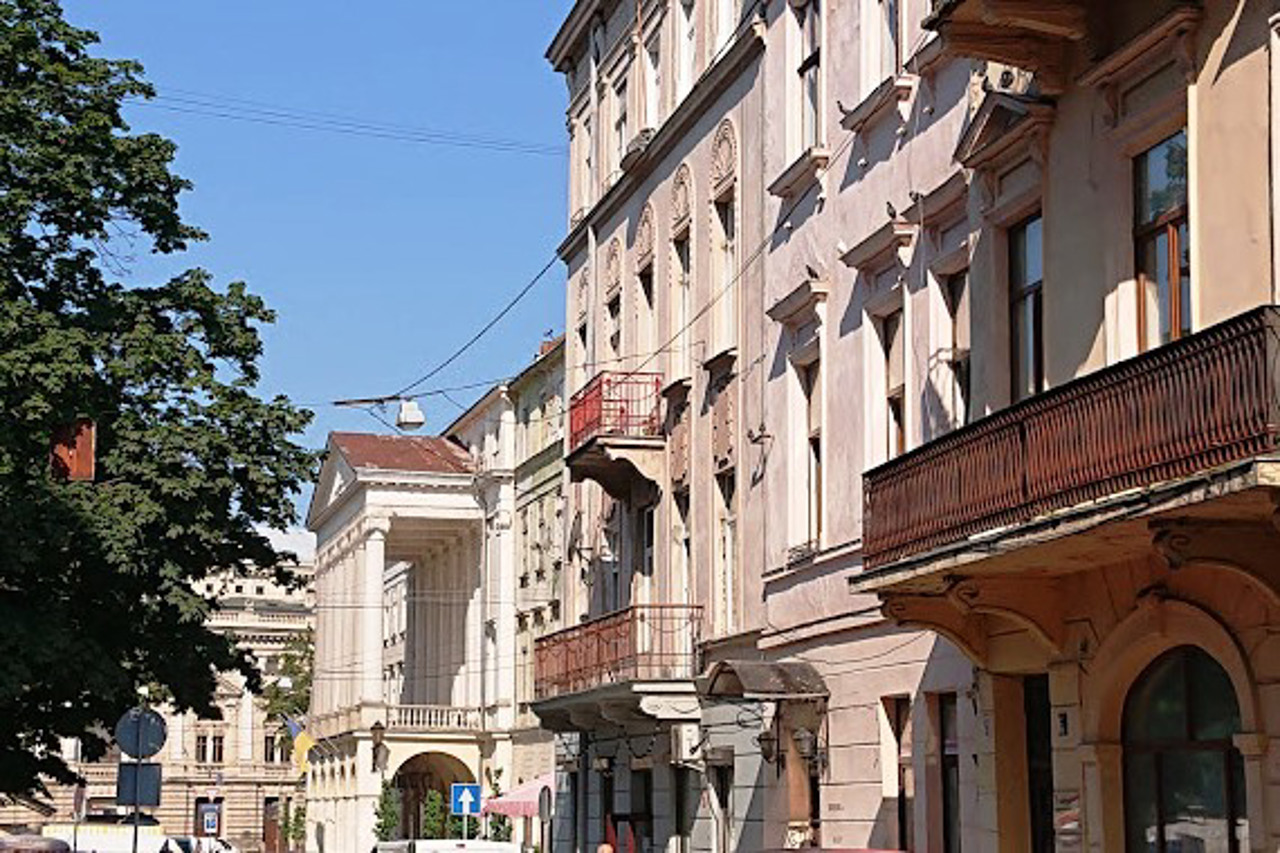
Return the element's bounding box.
[126,88,567,156]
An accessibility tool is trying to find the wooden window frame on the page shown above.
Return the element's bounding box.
[1009,214,1045,402]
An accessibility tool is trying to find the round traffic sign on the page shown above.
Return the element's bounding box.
[114,707,167,759]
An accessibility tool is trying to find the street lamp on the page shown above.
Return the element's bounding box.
[370,721,387,773]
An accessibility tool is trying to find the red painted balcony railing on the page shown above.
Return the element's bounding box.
[534,604,702,701]
[864,306,1280,568]
[568,371,664,453]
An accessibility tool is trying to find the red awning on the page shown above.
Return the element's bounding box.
[480,773,554,818]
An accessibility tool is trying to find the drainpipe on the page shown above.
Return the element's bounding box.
[1270,10,1280,302]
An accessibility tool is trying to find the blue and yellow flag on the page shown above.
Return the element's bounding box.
[283,714,317,774]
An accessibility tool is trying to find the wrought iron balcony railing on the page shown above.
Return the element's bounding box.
[568,371,664,454]
[534,604,702,701]
[864,306,1280,568]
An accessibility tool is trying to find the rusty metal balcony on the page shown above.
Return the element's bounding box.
[862,306,1280,571]
[566,371,665,501]
[532,604,702,729]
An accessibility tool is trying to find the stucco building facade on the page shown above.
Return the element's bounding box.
[537,0,976,850]
[305,341,565,852]
[539,0,1280,851]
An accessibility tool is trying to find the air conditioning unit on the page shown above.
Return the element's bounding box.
[671,722,702,765]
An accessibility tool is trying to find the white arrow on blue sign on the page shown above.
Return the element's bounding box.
[450,782,481,816]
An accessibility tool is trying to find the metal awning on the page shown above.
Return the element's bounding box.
[699,660,828,700]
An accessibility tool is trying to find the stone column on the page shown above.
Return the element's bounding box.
[1233,732,1272,851]
[361,520,390,707]
[467,526,485,712]
[1079,742,1122,853]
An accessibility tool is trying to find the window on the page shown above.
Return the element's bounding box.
[211,734,225,764]
[1009,214,1044,402]
[887,696,913,850]
[879,309,905,458]
[1135,129,1190,350]
[715,470,737,634]
[944,271,971,427]
[714,193,737,350]
[939,693,961,853]
[196,734,209,764]
[638,264,656,359]
[879,0,902,80]
[1123,646,1244,853]
[800,361,823,544]
[678,0,697,100]
[613,79,628,175]
[583,115,594,204]
[607,294,622,358]
[674,489,693,604]
[796,0,822,151]
[639,505,656,581]
[645,36,662,128]
[673,233,692,376]
[266,735,286,764]
[711,763,733,853]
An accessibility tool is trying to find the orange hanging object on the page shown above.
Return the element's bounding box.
[50,418,96,482]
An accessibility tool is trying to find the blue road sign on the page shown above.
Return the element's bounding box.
[450,782,481,816]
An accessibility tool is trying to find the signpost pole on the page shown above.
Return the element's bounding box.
[131,752,141,853]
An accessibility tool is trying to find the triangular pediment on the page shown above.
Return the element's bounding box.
[953,92,1054,169]
[305,436,356,529]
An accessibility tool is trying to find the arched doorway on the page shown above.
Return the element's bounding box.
[394,751,475,840]
[1122,645,1246,852]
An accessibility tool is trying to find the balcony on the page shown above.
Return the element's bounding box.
[566,370,665,501]
[862,306,1280,572]
[532,604,702,730]
[386,704,483,733]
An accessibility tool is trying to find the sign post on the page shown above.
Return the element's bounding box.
[450,783,481,841]
[114,706,167,853]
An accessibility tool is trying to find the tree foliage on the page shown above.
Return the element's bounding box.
[0,0,316,793]
[262,629,314,748]
[374,779,403,842]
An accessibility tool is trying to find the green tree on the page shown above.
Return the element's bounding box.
[420,789,447,839]
[0,0,316,794]
[262,629,314,749]
[374,779,402,842]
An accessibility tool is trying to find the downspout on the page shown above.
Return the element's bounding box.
[1270,9,1280,302]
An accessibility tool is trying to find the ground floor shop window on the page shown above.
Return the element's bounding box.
[1123,645,1245,853]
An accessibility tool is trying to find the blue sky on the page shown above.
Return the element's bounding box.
[62,2,575,475]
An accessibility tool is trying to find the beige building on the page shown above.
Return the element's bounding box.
[0,537,315,852]
[305,340,565,852]
[538,0,1280,851]
[537,0,977,850]
[846,0,1280,851]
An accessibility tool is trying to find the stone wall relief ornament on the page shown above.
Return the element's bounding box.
[711,119,738,193]
[672,163,692,227]
[636,204,655,266]
[605,238,622,296]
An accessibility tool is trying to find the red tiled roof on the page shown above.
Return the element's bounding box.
[330,432,473,475]
[539,335,565,356]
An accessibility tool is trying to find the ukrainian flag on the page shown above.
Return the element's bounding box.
[283,714,317,774]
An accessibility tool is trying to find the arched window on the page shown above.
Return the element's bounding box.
[1123,645,1246,852]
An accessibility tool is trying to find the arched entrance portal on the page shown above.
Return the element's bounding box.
[394,751,476,840]
[1122,645,1246,852]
